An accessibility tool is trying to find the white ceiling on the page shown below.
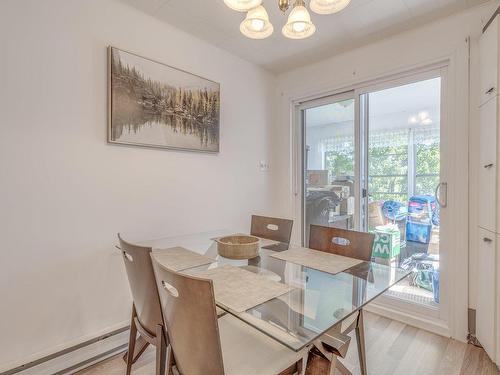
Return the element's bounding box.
[121,0,488,73]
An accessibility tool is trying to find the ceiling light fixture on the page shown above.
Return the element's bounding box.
[408,111,433,126]
[223,0,262,12]
[240,5,274,39]
[309,0,351,15]
[282,0,316,39]
[224,0,351,40]
[418,111,430,121]
[278,0,290,12]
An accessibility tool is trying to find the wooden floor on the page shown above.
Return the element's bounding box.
[77,312,499,375]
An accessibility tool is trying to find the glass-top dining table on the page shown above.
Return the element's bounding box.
[143,230,411,353]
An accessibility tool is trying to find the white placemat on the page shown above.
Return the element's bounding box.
[270,247,362,275]
[197,265,292,313]
[154,246,215,271]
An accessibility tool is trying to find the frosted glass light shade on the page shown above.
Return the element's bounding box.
[240,5,273,39]
[310,0,351,14]
[282,4,315,39]
[223,0,262,12]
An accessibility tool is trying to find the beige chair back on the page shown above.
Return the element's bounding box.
[250,215,293,244]
[118,234,163,335]
[308,225,375,262]
[152,257,225,375]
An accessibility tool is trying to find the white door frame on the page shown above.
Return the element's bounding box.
[290,54,469,341]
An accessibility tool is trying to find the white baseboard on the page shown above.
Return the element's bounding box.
[0,327,130,375]
[0,320,130,373]
[365,302,452,339]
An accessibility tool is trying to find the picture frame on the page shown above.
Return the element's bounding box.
[107,46,220,153]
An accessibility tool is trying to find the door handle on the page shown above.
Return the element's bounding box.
[435,182,447,208]
[483,237,493,243]
[484,163,494,169]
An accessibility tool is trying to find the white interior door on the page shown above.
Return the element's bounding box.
[476,229,497,358]
[478,96,498,233]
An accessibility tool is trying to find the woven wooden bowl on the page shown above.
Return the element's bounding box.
[216,235,260,260]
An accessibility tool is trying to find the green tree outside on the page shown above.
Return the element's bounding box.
[324,141,439,203]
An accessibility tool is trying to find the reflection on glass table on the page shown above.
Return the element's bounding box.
[146,230,411,352]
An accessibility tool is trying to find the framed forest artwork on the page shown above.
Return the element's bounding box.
[108,47,220,152]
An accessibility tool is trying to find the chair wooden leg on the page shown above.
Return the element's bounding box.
[166,343,174,375]
[125,306,138,375]
[328,355,338,375]
[123,336,150,364]
[296,359,303,375]
[336,360,353,375]
[355,309,367,375]
[299,350,309,375]
[155,325,167,375]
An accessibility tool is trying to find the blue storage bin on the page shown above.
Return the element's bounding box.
[406,221,432,244]
[407,195,436,224]
[382,200,407,221]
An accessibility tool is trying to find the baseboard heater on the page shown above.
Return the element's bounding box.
[0,326,129,375]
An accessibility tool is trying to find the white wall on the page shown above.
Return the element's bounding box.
[272,1,499,340]
[0,0,276,370]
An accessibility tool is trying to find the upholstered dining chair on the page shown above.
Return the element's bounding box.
[117,234,168,375]
[151,256,309,375]
[308,225,375,375]
[250,215,294,250]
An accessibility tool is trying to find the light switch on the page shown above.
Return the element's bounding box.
[259,160,269,171]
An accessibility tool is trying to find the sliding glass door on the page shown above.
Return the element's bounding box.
[361,77,442,309]
[301,93,357,245]
[299,70,447,319]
